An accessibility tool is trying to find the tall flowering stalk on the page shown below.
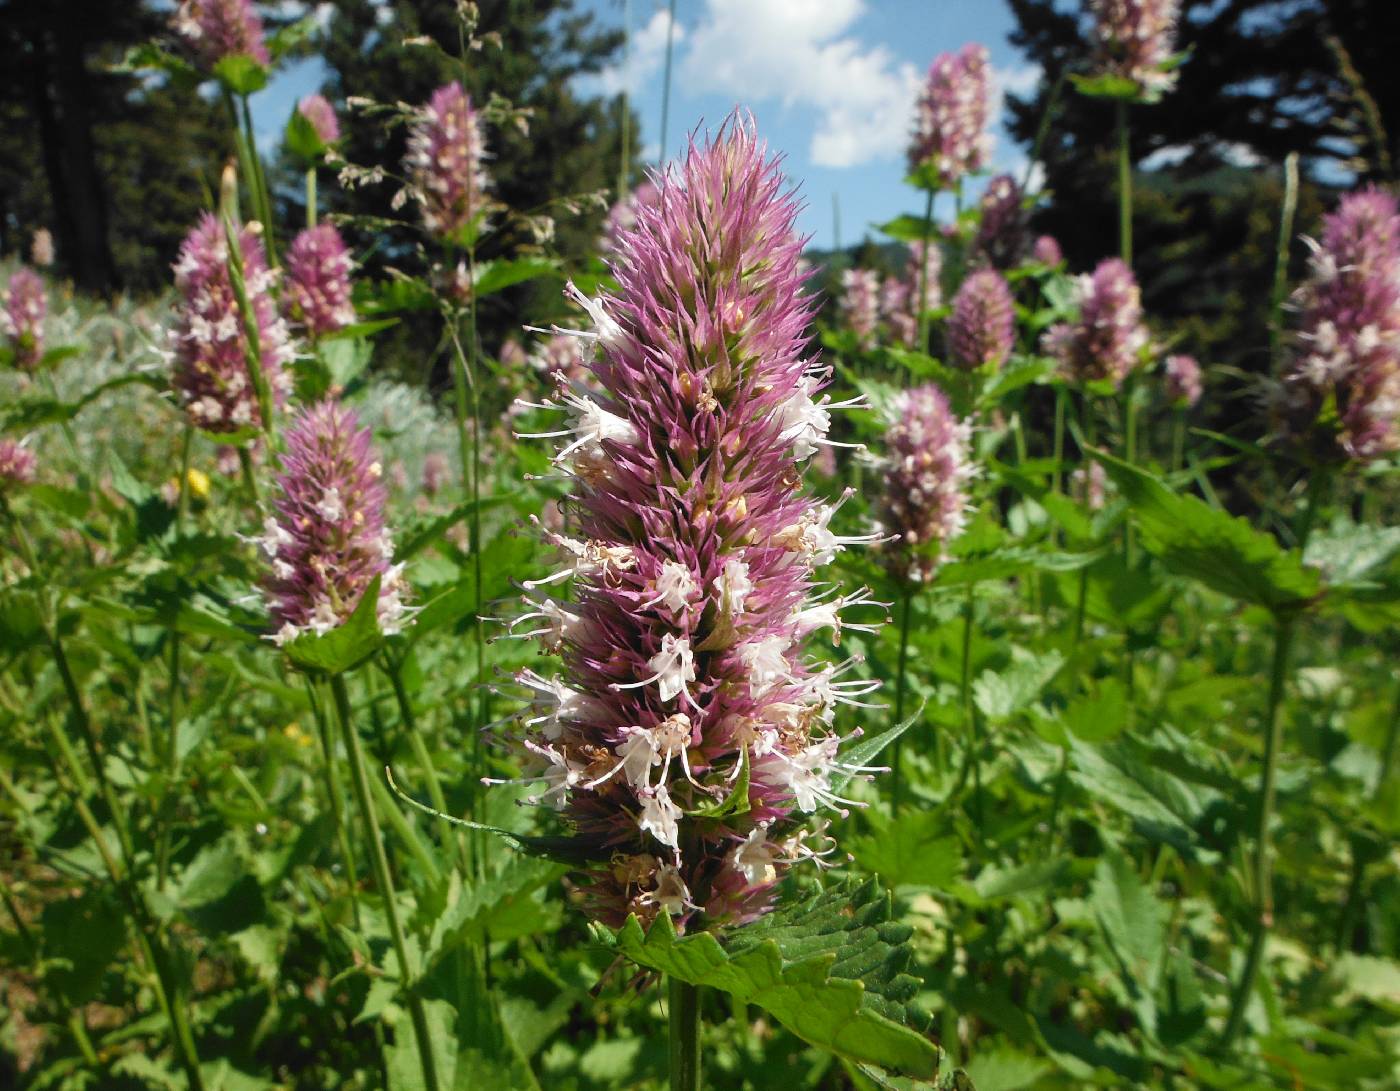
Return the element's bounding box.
[284,224,356,339]
[1042,258,1148,389]
[505,118,884,936]
[256,401,409,646]
[971,174,1028,270]
[1033,235,1064,266]
[3,267,46,372]
[1275,188,1400,463]
[173,0,269,70]
[1163,353,1202,407]
[405,82,489,244]
[948,269,1015,371]
[876,384,973,806]
[839,268,881,350]
[908,44,993,191]
[169,212,294,434]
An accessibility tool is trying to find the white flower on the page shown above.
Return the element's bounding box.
[714,557,753,617]
[613,634,696,705]
[729,825,780,886]
[640,560,698,614]
[638,785,681,849]
[315,486,345,522]
[737,634,792,695]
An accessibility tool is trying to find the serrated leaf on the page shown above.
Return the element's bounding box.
[1093,450,1320,614]
[828,705,922,797]
[472,257,560,297]
[613,878,940,1078]
[849,811,962,890]
[972,649,1064,721]
[284,107,327,161]
[1304,520,1400,595]
[1091,850,1165,991]
[213,54,269,95]
[282,575,384,675]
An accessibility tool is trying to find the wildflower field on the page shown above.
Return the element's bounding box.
[2,1,1399,1089]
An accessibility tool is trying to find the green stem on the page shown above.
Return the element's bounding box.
[1171,408,1185,475]
[1221,614,1296,1049]
[306,679,362,927]
[960,584,982,826]
[618,0,631,203]
[1375,673,1400,801]
[915,186,935,355]
[239,94,277,267]
[668,977,701,1091]
[238,446,261,507]
[1023,71,1067,192]
[657,0,678,161]
[385,657,467,871]
[1116,100,1132,267]
[329,674,440,1091]
[1268,154,1300,372]
[891,588,913,812]
[306,167,318,229]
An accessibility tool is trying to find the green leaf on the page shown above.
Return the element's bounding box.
[1069,72,1147,102]
[213,54,269,95]
[1093,449,1320,614]
[877,214,942,242]
[613,878,941,1079]
[282,575,385,675]
[849,811,962,890]
[1304,520,1400,596]
[177,837,246,909]
[972,649,1064,721]
[1090,850,1165,991]
[828,704,923,797]
[267,13,320,60]
[284,107,327,161]
[689,746,750,818]
[472,257,560,298]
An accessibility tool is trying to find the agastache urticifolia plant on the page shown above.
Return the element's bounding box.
[908,44,993,192]
[173,0,269,70]
[1086,0,1182,100]
[504,117,884,934]
[284,224,356,340]
[948,268,1015,371]
[297,93,340,145]
[1043,257,1148,389]
[1276,188,1400,464]
[256,400,409,647]
[405,82,489,245]
[839,268,881,350]
[0,438,36,492]
[169,212,294,435]
[1164,352,1202,408]
[970,174,1029,270]
[3,267,45,372]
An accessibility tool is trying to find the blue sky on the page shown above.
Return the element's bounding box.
[253,1,1042,250]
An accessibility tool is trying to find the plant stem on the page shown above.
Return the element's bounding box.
[658,0,678,162]
[916,186,935,355]
[618,0,631,202]
[329,674,440,1091]
[239,93,277,267]
[1221,614,1295,1049]
[385,657,467,871]
[1171,407,1185,474]
[1268,154,1300,372]
[1023,71,1067,192]
[1116,100,1132,267]
[305,679,362,926]
[238,446,261,507]
[668,977,701,1091]
[306,168,318,229]
[891,588,913,812]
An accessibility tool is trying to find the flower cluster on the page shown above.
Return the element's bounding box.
[1163,353,1202,407]
[1087,0,1181,98]
[0,439,36,491]
[405,82,489,242]
[1072,460,1108,511]
[504,119,884,930]
[1033,235,1064,266]
[257,401,410,646]
[297,94,340,145]
[3,268,46,371]
[1042,258,1148,387]
[948,269,1015,370]
[284,224,356,338]
[30,230,54,268]
[173,0,269,70]
[878,385,973,582]
[971,174,1028,269]
[908,44,993,189]
[169,213,295,432]
[1276,188,1400,462]
[839,269,881,349]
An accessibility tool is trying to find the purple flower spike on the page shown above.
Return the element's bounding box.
[1163,353,1202,407]
[949,269,1015,371]
[285,224,356,338]
[174,0,269,69]
[1072,460,1108,511]
[503,117,885,931]
[1278,188,1400,462]
[971,174,1028,269]
[840,269,881,349]
[170,213,295,433]
[3,268,46,372]
[297,94,340,145]
[405,82,489,243]
[879,385,974,583]
[1087,0,1181,98]
[1042,257,1148,388]
[257,400,410,646]
[1033,235,1064,266]
[0,439,37,491]
[909,44,993,190]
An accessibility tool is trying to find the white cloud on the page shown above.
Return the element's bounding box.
[678,0,919,168]
[592,9,685,98]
